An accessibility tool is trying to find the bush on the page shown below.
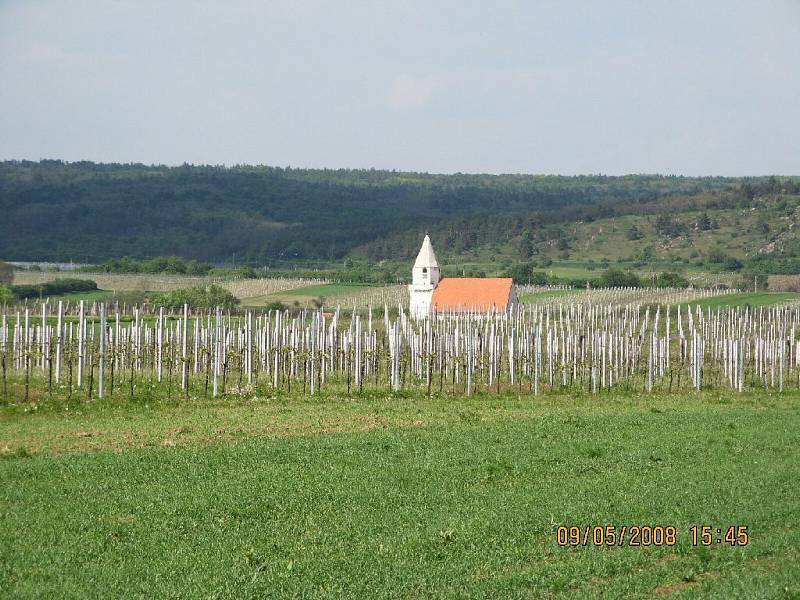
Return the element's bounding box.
[233,266,258,279]
[596,269,642,288]
[505,263,552,285]
[0,285,13,303]
[84,256,213,275]
[151,284,240,310]
[707,248,728,264]
[654,214,687,238]
[11,278,98,299]
[636,245,656,262]
[723,257,744,272]
[653,272,690,288]
[745,256,800,274]
[625,225,644,240]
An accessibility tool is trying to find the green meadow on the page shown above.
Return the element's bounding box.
[240,283,373,308]
[686,292,800,311]
[518,288,583,303]
[1,388,798,598]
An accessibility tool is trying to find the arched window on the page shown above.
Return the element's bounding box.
[422,267,428,279]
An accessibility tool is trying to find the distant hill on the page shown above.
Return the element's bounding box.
[0,160,792,264]
[378,187,800,277]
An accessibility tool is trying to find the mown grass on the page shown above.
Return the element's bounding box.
[686,292,800,310]
[11,289,147,304]
[18,290,113,303]
[519,289,583,303]
[280,283,373,297]
[1,387,798,598]
[240,283,373,307]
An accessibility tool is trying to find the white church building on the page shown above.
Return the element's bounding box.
[408,235,518,318]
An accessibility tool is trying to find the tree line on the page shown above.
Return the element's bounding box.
[1,160,746,263]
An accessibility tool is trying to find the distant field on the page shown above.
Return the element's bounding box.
[11,272,330,301]
[9,290,116,304]
[686,292,800,310]
[1,390,798,597]
[281,283,372,298]
[518,289,582,303]
[11,271,209,292]
[521,264,600,280]
[25,290,153,304]
[240,283,373,307]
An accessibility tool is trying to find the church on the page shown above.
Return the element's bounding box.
[408,235,518,318]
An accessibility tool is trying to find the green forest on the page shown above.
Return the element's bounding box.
[0,159,756,263]
[3,160,800,281]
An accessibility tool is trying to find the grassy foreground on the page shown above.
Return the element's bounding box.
[1,389,799,598]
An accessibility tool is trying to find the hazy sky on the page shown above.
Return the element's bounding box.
[1,1,798,175]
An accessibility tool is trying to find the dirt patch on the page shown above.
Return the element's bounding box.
[107,513,136,524]
[57,430,106,439]
[653,571,719,596]
[3,413,431,457]
[655,554,680,566]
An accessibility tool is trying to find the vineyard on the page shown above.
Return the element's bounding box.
[5,286,800,402]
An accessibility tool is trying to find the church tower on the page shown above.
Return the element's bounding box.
[408,234,440,318]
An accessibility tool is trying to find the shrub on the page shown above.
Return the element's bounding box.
[233,266,258,279]
[11,278,98,299]
[745,256,800,274]
[654,214,687,238]
[505,263,552,285]
[636,245,656,262]
[625,225,644,240]
[84,256,213,275]
[596,269,642,288]
[151,284,239,310]
[723,257,743,272]
[654,272,689,288]
[707,248,728,264]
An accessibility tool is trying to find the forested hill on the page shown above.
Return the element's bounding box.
[0,159,760,263]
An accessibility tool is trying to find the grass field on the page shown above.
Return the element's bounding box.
[518,289,583,303]
[1,388,798,598]
[30,290,146,304]
[240,283,373,307]
[686,292,800,310]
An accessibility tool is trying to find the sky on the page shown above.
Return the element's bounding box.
[1,1,798,175]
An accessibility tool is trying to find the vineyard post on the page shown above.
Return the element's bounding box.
[77,301,84,388]
[98,302,106,399]
[181,303,189,394]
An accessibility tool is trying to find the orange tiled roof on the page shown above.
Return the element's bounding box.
[431,278,514,313]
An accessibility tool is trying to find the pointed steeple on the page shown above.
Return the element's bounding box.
[413,234,439,269]
[409,234,442,318]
